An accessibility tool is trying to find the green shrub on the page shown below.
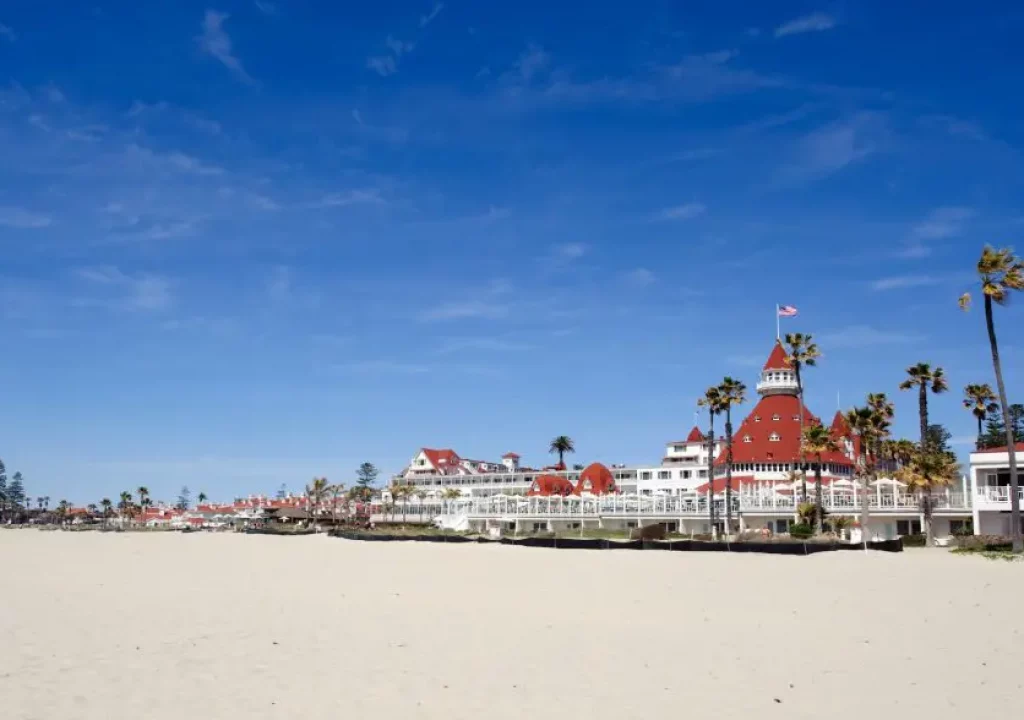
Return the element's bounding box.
[788,523,814,539]
[902,534,927,547]
[953,534,1013,552]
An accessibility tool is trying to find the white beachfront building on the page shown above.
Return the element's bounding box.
[408,342,982,542]
[969,442,1024,536]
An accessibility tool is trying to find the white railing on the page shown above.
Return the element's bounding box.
[975,486,1024,504]
[443,491,971,520]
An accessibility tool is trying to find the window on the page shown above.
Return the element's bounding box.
[792,415,800,421]
[640,471,652,480]
[672,445,685,453]
[769,432,780,442]
[896,520,922,536]
[743,435,752,443]
[772,414,780,421]
[682,471,691,479]
[754,415,761,422]
[657,471,671,480]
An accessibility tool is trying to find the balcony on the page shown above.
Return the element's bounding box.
[975,486,1024,506]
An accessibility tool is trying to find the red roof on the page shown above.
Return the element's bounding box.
[685,426,704,443]
[975,442,1024,454]
[763,341,792,371]
[830,410,851,437]
[572,463,616,496]
[422,448,461,474]
[714,394,853,467]
[502,452,520,459]
[527,474,574,497]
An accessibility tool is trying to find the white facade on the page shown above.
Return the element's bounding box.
[969,446,1024,536]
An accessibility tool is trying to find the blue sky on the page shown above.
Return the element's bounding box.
[2,1,1023,504]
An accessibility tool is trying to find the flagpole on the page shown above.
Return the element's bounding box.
[775,304,780,341]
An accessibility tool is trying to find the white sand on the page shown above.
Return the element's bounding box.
[1,532,1021,720]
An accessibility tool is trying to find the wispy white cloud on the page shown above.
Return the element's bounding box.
[0,206,53,229]
[434,337,530,354]
[554,242,588,260]
[623,268,656,287]
[515,44,550,81]
[0,23,15,42]
[198,10,255,85]
[368,35,415,76]
[817,325,925,349]
[870,275,943,291]
[657,202,706,221]
[420,2,444,27]
[420,300,509,322]
[335,360,430,374]
[777,112,884,183]
[308,188,385,208]
[75,266,174,312]
[911,206,974,240]
[775,13,837,38]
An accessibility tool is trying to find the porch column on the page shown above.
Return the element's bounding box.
[970,465,981,535]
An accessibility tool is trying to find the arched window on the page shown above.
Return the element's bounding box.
[772,414,780,421]
[743,435,752,443]
[754,415,762,422]
[769,432,780,442]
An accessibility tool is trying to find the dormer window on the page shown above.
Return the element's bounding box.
[743,435,752,443]
[754,415,761,422]
[792,415,799,421]
[772,414,780,421]
[769,432,780,442]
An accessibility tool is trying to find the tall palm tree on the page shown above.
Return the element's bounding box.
[697,386,723,538]
[716,376,746,536]
[329,483,347,527]
[100,498,113,523]
[87,503,98,517]
[963,383,999,450]
[846,402,891,549]
[960,245,1024,552]
[305,477,330,526]
[118,491,134,525]
[136,487,151,511]
[784,333,821,499]
[802,423,839,534]
[897,445,959,546]
[56,499,70,525]
[441,487,462,501]
[899,363,949,450]
[548,436,575,469]
[36,497,44,511]
[197,492,207,506]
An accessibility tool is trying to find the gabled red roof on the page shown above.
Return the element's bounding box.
[422,448,461,474]
[830,410,851,437]
[502,452,520,459]
[572,463,616,496]
[527,474,574,497]
[685,426,704,443]
[713,394,852,466]
[763,341,791,371]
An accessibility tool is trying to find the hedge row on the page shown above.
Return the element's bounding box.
[331,530,903,554]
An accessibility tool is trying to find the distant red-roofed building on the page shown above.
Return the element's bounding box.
[527,474,574,497]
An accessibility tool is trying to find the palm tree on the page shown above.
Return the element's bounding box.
[36,497,44,511]
[548,436,575,469]
[899,363,949,450]
[716,376,746,536]
[802,423,839,534]
[118,491,134,525]
[697,386,723,538]
[197,492,207,506]
[785,332,821,499]
[100,498,113,524]
[441,487,462,501]
[305,477,330,526]
[136,486,151,511]
[846,401,891,549]
[960,245,1024,552]
[897,445,959,546]
[329,483,346,527]
[963,383,999,450]
[87,503,98,518]
[56,499,70,526]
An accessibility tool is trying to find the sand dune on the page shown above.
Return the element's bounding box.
[1,531,1020,719]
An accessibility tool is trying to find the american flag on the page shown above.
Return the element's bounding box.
[777,305,798,317]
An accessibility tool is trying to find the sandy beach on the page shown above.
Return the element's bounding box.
[1,531,1020,719]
